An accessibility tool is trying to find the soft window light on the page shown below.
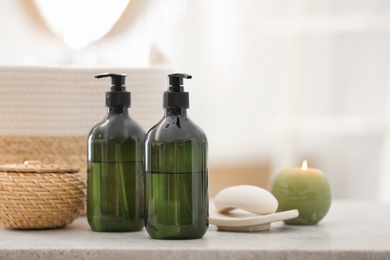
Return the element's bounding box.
[34,0,129,49]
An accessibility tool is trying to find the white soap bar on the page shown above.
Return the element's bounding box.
[214,185,278,215]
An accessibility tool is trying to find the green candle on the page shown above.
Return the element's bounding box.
[270,160,331,225]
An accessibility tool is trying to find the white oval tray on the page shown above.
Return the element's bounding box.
[209,200,299,232]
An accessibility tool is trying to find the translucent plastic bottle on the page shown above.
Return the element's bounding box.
[87,73,145,232]
[145,73,208,239]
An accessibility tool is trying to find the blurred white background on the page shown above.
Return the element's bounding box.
[1,0,389,200]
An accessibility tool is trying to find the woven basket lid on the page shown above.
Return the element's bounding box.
[0,160,80,173]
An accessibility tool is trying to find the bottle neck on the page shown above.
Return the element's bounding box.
[164,107,187,116]
[107,106,129,115]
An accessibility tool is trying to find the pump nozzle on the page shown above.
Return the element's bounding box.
[168,73,192,92]
[96,73,127,91]
[164,73,192,108]
[95,73,130,107]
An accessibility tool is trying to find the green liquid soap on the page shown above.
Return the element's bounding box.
[88,161,144,232]
[145,171,208,239]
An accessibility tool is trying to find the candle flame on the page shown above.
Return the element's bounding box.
[302,160,308,171]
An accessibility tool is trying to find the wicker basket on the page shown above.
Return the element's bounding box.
[0,160,85,229]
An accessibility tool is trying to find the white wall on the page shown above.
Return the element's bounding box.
[1,0,390,200]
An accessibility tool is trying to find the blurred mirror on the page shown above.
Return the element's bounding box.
[22,0,134,49]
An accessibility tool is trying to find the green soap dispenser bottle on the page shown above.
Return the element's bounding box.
[87,73,145,232]
[145,73,209,239]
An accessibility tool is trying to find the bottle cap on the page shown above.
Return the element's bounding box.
[95,73,130,107]
[163,73,192,108]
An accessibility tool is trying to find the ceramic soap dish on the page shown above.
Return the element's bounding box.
[210,201,298,231]
[209,185,299,232]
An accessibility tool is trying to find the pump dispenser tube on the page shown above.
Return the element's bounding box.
[144,73,209,239]
[87,73,145,232]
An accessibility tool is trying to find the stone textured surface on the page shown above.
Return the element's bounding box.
[0,200,389,259]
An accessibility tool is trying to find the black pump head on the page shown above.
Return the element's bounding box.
[95,73,126,91]
[168,73,192,92]
[163,73,192,108]
[95,73,130,107]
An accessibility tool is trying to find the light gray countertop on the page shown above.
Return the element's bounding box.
[0,200,389,260]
